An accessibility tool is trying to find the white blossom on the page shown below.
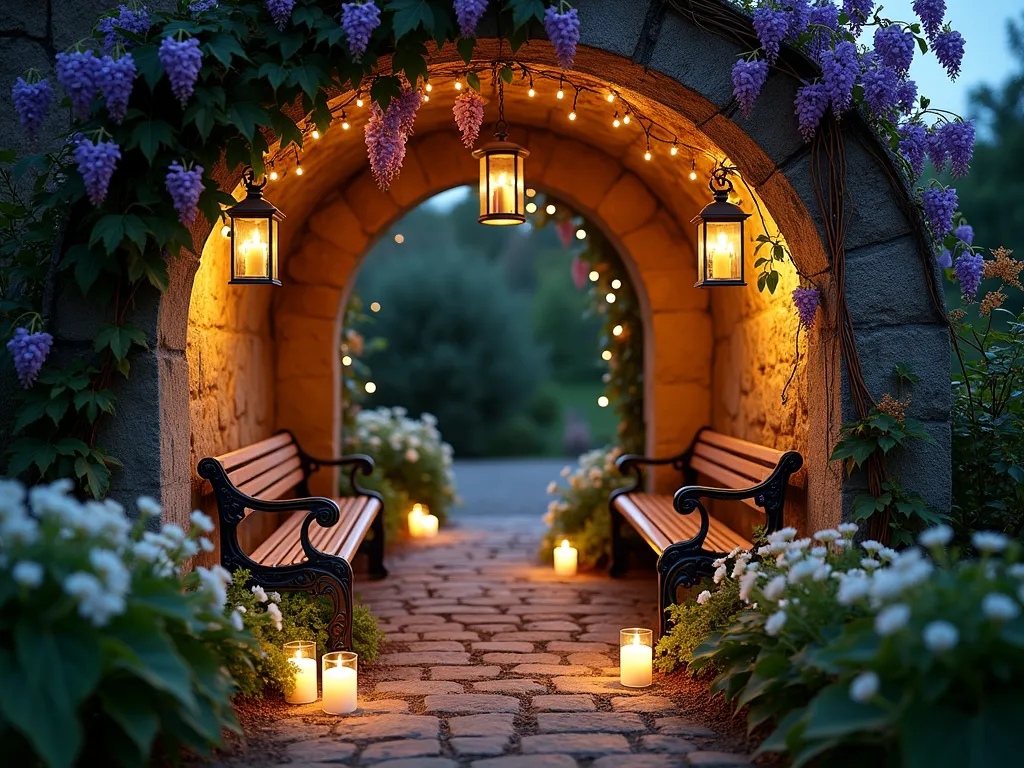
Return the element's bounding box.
[788,557,822,583]
[266,601,284,630]
[849,671,879,702]
[813,529,840,543]
[972,531,1009,554]
[713,565,728,585]
[765,610,787,636]
[270,591,281,603]
[739,570,760,602]
[767,526,798,543]
[405,448,420,463]
[838,522,859,537]
[546,482,558,495]
[199,537,214,552]
[878,547,897,562]
[251,585,268,603]
[811,546,828,558]
[229,610,244,631]
[64,571,124,626]
[982,593,1020,622]
[190,510,215,534]
[89,548,130,595]
[696,590,711,605]
[788,538,812,552]
[812,563,833,582]
[137,496,162,518]
[923,620,959,651]
[874,603,911,636]
[12,560,44,588]
[861,540,884,555]
[762,576,787,602]
[731,558,747,579]
[837,574,871,605]
[1008,564,1024,580]
[918,525,953,548]
[560,466,571,477]
[236,605,246,614]
[860,558,881,571]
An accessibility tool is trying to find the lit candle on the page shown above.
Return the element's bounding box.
[710,231,735,280]
[619,628,653,688]
[419,514,439,537]
[239,230,269,277]
[408,503,425,536]
[491,173,510,213]
[322,651,358,714]
[284,641,318,704]
[553,539,578,577]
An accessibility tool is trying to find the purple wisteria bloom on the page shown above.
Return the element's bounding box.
[822,40,858,113]
[921,185,958,237]
[898,122,927,178]
[873,24,915,76]
[753,6,790,64]
[843,0,874,30]
[6,328,53,388]
[74,137,122,205]
[12,76,52,139]
[544,6,581,69]
[862,57,900,118]
[785,0,811,39]
[896,79,918,115]
[341,2,381,62]
[266,0,295,30]
[938,120,974,177]
[795,82,829,141]
[912,0,946,39]
[792,286,821,329]
[926,129,948,172]
[954,223,974,245]
[954,250,983,302]
[97,53,136,124]
[936,248,953,269]
[932,30,965,80]
[96,4,152,52]
[56,50,101,120]
[159,36,202,106]
[732,59,768,116]
[454,0,488,38]
[165,161,205,226]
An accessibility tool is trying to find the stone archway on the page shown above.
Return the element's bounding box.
[133,2,948,537]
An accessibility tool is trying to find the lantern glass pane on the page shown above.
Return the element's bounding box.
[705,221,742,281]
[234,217,271,279]
[271,217,280,282]
[696,222,706,282]
[515,154,525,214]
[486,152,517,216]
[479,155,488,218]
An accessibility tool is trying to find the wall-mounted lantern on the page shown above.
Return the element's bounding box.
[472,79,529,225]
[692,168,749,287]
[227,167,284,285]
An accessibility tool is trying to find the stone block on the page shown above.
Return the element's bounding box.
[307,194,368,255]
[541,138,622,210]
[274,283,343,321]
[374,681,464,695]
[687,752,754,766]
[275,315,337,382]
[284,739,357,763]
[378,652,471,665]
[655,717,717,738]
[451,736,510,757]
[473,679,547,694]
[577,0,648,59]
[597,173,658,236]
[491,632,572,642]
[344,170,399,235]
[532,695,596,712]
[652,312,713,385]
[728,69,807,175]
[471,642,535,653]
[422,694,520,714]
[566,653,612,667]
[521,733,631,756]
[551,676,646,695]
[546,641,611,653]
[640,735,697,754]
[481,653,561,665]
[407,641,467,652]
[387,150,430,208]
[448,713,516,737]
[512,664,591,676]
[611,695,677,713]
[287,234,357,288]
[336,714,439,741]
[471,756,577,768]
[372,759,456,768]
[845,236,944,329]
[0,5,47,36]
[536,712,646,734]
[361,739,441,763]
[415,130,479,191]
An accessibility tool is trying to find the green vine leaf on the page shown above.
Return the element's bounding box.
[128,120,176,166]
[510,0,546,28]
[95,323,148,362]
[74,389,117,421]
[387,0,435,39]
[467,72,481,91]
[393,40,429,87]
[75,453,112,499]
[125,249,169,292]
[90,214,149,256]
[370,76,403,109]
[227,102,272,144]
[7,437,59,478]
[499,67,514,85]
[457,37,475,65]
[205,33,248,68]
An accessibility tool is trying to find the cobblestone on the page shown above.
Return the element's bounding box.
[374,680,464,695]
[423,694,521,714]
[521,733,632,755]
[532,694,597,712]
[361,738,441,762]
[337,714,439,741]
[482,652,562,665]
[536,712,646,734]
[473,679,547,694]
[448,713,516,737]
[611,695,678,713]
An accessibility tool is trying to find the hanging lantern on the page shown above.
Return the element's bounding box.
[472,79,529,225]
[692,168,749,287]
[227,167,284,285]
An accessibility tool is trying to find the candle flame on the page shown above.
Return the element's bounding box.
[294,650,301,659]
[631,634,640,646]
[561,539,570,549]
[712,231,735,256]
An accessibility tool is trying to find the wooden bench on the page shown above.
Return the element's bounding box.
[609,428,803,635]
[197,431,386,651]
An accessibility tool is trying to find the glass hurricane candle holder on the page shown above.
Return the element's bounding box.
[284,640,318,704]
[322,651,358,714]
[619,628,653,688]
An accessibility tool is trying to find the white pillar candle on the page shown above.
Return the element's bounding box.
[420,514,439,537]
[322,666,357,714]
[553,539,578,577]
[285,653,318,704]
[619,629,653,688]
[408,504,425,536]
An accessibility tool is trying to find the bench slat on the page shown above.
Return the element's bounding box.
[251,497,380,566]
[215,432,295,472]
[688,456,762,511]
[286,498,359,565]
[692,442,774,484]
[613,494,675,554]
[633,494,750,554]
[250,512,304,566]
[698,430,784,466]
[226,443,301,489]
[239,462,304,503]
[336,499,381,562]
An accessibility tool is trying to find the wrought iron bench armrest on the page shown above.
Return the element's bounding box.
[292,443,378,499]
[670,451,803,551]
[197,457,344,565]
[614,450,691,494]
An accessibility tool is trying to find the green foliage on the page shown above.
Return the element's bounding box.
[685,526,1024,767]
[655,577,743,674]
[950,306,1024,543]
[541,447,632,569]
[224,568,385,697]
[531,253,603,382]
[0,482,253,767]
[356,251,544,456]
[0,0,545,496]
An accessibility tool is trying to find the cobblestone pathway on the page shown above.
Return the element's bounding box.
[259,516,753,768]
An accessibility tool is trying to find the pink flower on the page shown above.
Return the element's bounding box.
[453,89,485,148]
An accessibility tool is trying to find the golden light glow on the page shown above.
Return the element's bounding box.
[612,324,623,336]
[356,97,364,107]
[546,204,556,215]
[561,539,570,548]
[568,111,577,121]
[342,120,350,130]
[644,150,652,161]
[342,355,352,366]
[613,117,621,128]
[311,129,320,140]
[597,395,609,407]
[708,228,739,280]
[606,93,615,102]
[611,279,622,289]
[690,170,698,181]
[237,229,269,278]
[526,188,536,197]
[526,202,538,213]
[425,82,433,92]
[528,87,536,97]
[295,163,304,176]
[364,381,377,394]
[601,350,612,361]
[370,301,381,312]
[670,145,678,156]
[268,170,279,181]
[575,228,586,240]
[589,270,599,282]
[455,81,463,90]
[623,113,631,125]
[556,89,564,99]
[606,292,616,303]
[394,233,404,243]
[220,224,231,238]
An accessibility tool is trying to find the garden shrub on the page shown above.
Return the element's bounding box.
[225,569,385,697]
[355,250,544,456]
[655,577,743,675]
[541,446,632,569]
[0,481,254,768]
[672,523,1024,765]
[343,406,457,535]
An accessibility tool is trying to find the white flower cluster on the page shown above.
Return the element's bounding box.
[544,447,624,527]
[1,479,222,628]
[694,520,1024,701]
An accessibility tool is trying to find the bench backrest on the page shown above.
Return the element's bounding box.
[207,432,309,501]
[688,429,799,490]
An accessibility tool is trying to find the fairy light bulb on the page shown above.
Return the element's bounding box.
[455,80,463,91]
[568,111,576,121]
[546,204,556,215]
[311,129,320,140]
[623,112,631,125]
[601,350,612,361]
[611,279,622,289]
[589,270,599,282]
[356,97,364,107]
[612,112,621,128]
[644,149,652,161]
[575,228,586,240]
[342,355,352,366]
[612,324,623,337]
[526,202,538,213]
[597,395,609,408]
[365,381,376,394]
[556,88,564,99]
[605,292,616,304]
[269,170,279,181]
[221,224,231,238]
[528,87,536,97]
[670,143,678,156]
[295,161,304,176]
[425,82,433,92]
[606,93,615,103]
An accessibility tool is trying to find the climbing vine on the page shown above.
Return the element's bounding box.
[0,0,572,497]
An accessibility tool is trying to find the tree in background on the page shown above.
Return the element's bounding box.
[354,249,544,457]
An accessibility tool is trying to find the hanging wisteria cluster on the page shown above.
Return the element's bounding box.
[732,0,978,305]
